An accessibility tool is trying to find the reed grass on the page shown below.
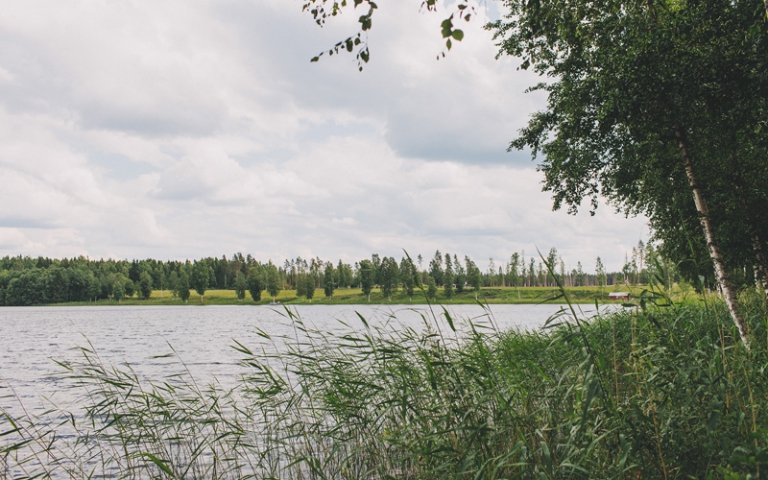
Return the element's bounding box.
[2,287,768,478]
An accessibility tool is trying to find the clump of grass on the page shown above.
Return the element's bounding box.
[3,290,768,478]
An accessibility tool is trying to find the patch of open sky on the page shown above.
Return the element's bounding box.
[89,152,159,180]
[158,143,185,160]
[390,140,534,165]
[232,149,296,167]
[440,0,505,20]
[0,217,56,229]
[483,0,506,21]
[298,117,383,146]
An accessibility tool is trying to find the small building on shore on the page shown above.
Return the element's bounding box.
[608,292,630,301]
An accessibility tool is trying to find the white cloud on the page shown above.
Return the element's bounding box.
[0,0,647,271]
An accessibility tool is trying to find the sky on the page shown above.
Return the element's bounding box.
[0,0,648,272]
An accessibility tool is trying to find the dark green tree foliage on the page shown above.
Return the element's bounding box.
[156,269,166,293]
[266,265,281,301]
[323,262,336,298]
[296,274,307,298]
[453,254,466,293]
[575,262,585,287]
[379,257,399,301]
[489,0,768,341]
[429,250,444,286]
[0,256,151,305]
[177,271,191,303]
[337,260,354,289]
[0,271,6,305]
[304,275,316,302]
[466,257,481,293]
[399,256,418,300]
[426,275,438,301]
[443,253,454,299]
[370,254,382,285]
[87,275,101,301]
[112,281,125,303]
[234,273,247,301]
[138,271,153,300]
[359,259,375,302]
[0,251,647,305]
[247,270,264,302]
[191,261,209,303]
[168,271,179,297]
[443,271,454,299]
[125,280,136,298]
[5,269,47,306]
[507,253,521,287]
[128,260,140,284]
[545,248,559,287]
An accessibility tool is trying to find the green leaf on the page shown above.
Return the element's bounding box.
[441,306,456,332]
[135,452,174,477]
[452,29,464,41]
[441,18,453,38]
[355,311,369,329]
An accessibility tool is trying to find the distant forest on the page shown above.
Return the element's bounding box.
[0,243,668,306]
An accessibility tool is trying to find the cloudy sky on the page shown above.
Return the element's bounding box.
[0,0,647,272]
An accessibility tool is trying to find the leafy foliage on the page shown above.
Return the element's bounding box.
[302,0,475,69]
[489,0,768,288]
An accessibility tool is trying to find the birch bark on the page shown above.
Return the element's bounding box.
[676,129,750,345]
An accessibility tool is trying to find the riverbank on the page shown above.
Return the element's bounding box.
[51,284,691,306]
[3,293,766,478]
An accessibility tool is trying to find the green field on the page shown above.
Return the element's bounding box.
[59,284,692,306]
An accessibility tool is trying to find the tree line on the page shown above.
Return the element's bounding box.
[0,244,677,306]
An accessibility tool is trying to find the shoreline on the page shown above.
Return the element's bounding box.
[1,285,678,307]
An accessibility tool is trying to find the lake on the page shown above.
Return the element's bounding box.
[0,303,607,419]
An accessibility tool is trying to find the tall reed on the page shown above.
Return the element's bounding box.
[2,292,768,478]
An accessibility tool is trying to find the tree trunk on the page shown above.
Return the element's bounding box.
[730,159,768,300]
[676,129,750,345]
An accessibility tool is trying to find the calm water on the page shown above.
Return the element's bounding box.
[0,303,604,417]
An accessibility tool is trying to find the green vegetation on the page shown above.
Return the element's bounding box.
[303,0,768,345]
[48,284,689,306]
[4,288,768,477]
[0,245,665,307]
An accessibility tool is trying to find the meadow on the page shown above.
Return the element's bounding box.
[58,284,692,306]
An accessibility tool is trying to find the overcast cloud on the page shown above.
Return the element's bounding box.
[0,0,647,272]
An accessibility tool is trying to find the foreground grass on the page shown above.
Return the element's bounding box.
[3,291,767,478]
[58,284,687,306]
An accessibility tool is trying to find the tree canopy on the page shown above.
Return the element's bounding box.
[490,0,767,342]
[303,0,768,344]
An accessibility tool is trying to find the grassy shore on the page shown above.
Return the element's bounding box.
[4,287,767,478]
[57,284,693,306]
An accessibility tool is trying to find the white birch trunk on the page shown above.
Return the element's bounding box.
[676,129,750,345]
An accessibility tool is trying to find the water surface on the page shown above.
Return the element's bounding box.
[0,303,604,416]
